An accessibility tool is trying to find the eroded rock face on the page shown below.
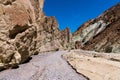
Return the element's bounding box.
[60,27,71,49]
[36,16,61,52]
[0,0,44,70]
[36,16,71,52]
[0,0,72,70]
[73,3,120,53]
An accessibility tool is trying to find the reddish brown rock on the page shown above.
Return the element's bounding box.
[73,3,120,53]
[75,41,82,49]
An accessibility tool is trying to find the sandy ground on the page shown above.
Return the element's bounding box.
[1,50,120,80]
[0,51,87,80]
[64,50,120,80]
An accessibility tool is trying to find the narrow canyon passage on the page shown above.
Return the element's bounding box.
[0,51,87,80]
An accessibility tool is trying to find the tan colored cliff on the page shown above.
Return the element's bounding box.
[0,0,71,70]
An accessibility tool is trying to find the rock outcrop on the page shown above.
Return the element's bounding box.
[73,3,120,53]
[36,16,71,52]
[0,0,71,70]
[0,0,40,70]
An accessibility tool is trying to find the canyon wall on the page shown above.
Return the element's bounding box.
[0,0,119,70]
[0,0,71,70]
[73,3,120,53]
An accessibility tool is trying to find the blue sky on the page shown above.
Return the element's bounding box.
[44,0,120,33]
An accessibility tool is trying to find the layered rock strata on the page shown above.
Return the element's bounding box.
[73,3,120,53]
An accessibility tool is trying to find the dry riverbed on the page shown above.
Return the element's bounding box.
[0,51,87,80]
[1,50,120,80]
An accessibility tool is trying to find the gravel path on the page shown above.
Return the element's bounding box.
[0,51,87,80]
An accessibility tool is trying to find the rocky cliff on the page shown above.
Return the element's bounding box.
[0,0,71,70]
[73,3,120,53]
[1,0,119,71]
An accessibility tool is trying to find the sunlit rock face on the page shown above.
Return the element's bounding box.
[0,0,42,70]
[73,3,120,53]
[0,0,72,70]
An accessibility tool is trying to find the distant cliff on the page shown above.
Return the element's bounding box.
[73,3,120,53]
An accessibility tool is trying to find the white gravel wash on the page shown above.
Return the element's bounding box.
[0,51,87,80]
